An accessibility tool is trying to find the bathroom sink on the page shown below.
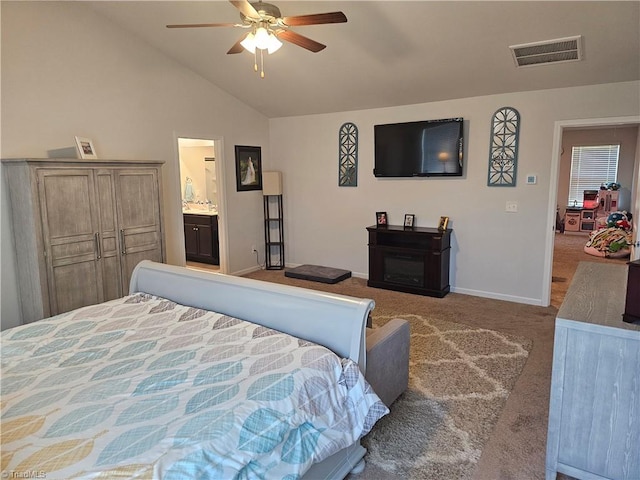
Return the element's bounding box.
[183,208,217,216]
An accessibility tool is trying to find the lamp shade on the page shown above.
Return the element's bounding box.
[254,27,271,49]
[262,171,282,195]
[240,32,256,52]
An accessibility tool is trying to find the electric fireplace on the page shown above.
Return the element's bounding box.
[383,252,425,287]
[367,225,451,297]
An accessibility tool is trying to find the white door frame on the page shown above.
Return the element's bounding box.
[543,115,640,306]
[174,133,229,274]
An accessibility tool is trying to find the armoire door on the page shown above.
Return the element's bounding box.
[37,169,104,315]
[115,168,163,293]
[95,170,122,301]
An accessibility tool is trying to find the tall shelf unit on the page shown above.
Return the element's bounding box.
[263,172,284,270]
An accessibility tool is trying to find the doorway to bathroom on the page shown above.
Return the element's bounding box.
[177,137,225,274]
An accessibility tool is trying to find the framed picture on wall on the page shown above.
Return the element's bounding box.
[235,145,262,192]
[74,136,97,160]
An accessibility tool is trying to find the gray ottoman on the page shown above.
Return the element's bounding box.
[365,318,410,407]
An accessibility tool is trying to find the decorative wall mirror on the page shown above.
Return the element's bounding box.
[488,107,520,186]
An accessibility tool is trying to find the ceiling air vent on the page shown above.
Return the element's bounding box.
[510,35,582,67]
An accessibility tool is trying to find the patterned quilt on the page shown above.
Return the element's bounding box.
[1,293,388,479]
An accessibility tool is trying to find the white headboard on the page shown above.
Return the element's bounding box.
[129,261,374,370]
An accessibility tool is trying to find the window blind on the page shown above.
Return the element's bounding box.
[568,145,619,206]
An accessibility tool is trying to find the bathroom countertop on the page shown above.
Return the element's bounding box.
[182,209,218,216]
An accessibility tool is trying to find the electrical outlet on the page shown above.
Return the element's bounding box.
[506,201,518,213]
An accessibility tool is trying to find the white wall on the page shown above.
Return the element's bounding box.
[1,2,269,329]
[269,81,640,305]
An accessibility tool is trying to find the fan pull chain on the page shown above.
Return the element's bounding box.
[253,49,258,73]
[260,49,265,78]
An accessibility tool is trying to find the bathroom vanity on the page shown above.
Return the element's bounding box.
[183,212,219,265]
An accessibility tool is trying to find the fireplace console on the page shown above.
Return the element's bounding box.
[366,225,451,298]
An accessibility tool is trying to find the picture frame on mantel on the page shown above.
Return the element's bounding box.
[75,136,97,160]
[438,216,450,231]
[235,145,262,192]
[404,214,415,228]
[376,211,388,227]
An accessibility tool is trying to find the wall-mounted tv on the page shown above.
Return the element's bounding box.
[374,117,464,177]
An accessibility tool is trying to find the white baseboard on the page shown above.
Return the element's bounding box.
[451,286,544,306]
[231,265,263,277]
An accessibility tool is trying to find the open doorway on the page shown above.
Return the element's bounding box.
[546,117,640,307]
[177,137,227,274]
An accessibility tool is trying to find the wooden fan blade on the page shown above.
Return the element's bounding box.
[278,30,326,53]
[227,37,246,54]
[167,23,235,28]
[282,12,347,26]
[229,0,259,19]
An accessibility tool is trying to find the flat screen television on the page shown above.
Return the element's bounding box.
[374,117,464,177]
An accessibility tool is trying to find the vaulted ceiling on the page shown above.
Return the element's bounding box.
[89,1,640,118]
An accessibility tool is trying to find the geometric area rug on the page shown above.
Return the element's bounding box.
[351,313,532,480]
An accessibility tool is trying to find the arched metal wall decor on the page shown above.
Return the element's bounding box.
[338,122,358,186]
[488,107,520,186]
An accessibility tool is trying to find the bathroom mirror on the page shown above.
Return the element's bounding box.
[204,157,217,206]
[178,138,217,211]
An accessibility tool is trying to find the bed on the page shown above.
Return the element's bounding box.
[1,261,388,479]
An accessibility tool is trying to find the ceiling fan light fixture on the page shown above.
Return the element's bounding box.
[167,1,347,78]
[254,26,271,49]
[266,34,282,54]
[240,32,256,52]
[241,27,281,55]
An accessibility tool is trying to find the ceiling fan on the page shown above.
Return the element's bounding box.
[167,0,347,77]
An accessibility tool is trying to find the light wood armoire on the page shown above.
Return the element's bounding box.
[3,158,165,323]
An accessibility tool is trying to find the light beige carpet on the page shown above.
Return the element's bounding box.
[355,313,531,479]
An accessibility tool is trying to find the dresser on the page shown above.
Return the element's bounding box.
[3,158,165,323]
[546,262,640,480]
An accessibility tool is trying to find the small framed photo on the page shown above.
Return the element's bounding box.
[404,214,415,228]
[376,211,388,227]
[75,136,97,160]
[438,216,450,231]
[235,145,262,192]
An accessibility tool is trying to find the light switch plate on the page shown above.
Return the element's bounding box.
[506,201,518,213]
[526,175,537,185]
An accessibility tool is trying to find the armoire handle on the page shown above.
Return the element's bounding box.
[120,229,126,255]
